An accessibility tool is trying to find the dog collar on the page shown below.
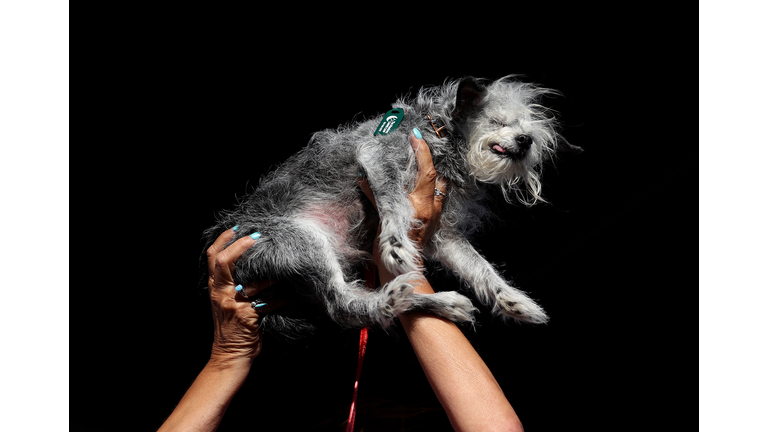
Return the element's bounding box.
[426,114,446,138]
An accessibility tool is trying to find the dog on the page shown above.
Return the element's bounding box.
[201,76,573,339]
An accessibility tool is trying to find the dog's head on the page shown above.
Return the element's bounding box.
[450,76,564,205]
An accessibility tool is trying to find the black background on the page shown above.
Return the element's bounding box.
[72,16,695,432]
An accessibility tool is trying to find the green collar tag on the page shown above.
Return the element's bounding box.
[373,108,405,136]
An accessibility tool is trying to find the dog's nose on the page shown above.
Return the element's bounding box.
[515,134,532,150]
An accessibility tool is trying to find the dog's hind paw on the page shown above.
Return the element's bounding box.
[493,290,548,324]
[376,274,416,326]
[412,291,477,324]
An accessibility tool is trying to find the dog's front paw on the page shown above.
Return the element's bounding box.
[379,235,421,274]
[493,288,548,324]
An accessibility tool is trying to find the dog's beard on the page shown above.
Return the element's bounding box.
[466,128,545,206]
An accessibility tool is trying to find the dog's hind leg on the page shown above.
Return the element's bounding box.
[405,280,478,324]
[429,232,549,324]
[239,220,415,330]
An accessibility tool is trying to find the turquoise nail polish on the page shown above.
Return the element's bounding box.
[232,225,240,232]
[412,128,422,139]
[250,232,261,240]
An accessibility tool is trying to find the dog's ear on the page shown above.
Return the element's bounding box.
[452,77,487,121]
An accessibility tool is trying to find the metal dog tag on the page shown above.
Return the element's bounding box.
[373,108,405,136]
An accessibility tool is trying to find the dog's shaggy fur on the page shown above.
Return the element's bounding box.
[202,76,574,339]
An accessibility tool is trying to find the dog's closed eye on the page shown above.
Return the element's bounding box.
[490,118,506,127]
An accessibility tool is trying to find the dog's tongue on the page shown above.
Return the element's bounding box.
[493,144,506,153]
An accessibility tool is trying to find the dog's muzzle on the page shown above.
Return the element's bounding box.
[490,134,532,160]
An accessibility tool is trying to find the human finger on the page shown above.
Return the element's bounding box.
[209,232,262,290]
[207,226,238,272]
[234,279,277,299]
[357,177,378,211]
[248,298,292,316]
[432,176,449,212]
[409,129,438,199]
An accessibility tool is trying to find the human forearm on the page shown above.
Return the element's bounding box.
[369,129,523,431]
[400,311,523,432]
[158,358,251,432]
[383,269,522,431]
[379,266,523,431]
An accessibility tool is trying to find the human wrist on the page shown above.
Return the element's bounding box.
[397,278,438,325]
[208,349,256,371]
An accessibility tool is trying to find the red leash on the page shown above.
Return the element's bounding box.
[345,263,376,432]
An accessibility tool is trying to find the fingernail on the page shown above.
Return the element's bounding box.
[250,232,261,240]
[412,128,422,139]
[232,225,240,232]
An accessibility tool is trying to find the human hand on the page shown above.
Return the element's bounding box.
[205,228,281,365]
[403,129,448,250]
[160,230,281,431]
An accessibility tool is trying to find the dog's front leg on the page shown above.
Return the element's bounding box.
[356,140,477,324]
[358,142,422,275]
[428,231,549,324]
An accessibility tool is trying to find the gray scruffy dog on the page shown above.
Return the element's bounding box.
[202,76,573,338]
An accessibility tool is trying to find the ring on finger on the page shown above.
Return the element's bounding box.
[251,301,267,311]
[434,188,446,197]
